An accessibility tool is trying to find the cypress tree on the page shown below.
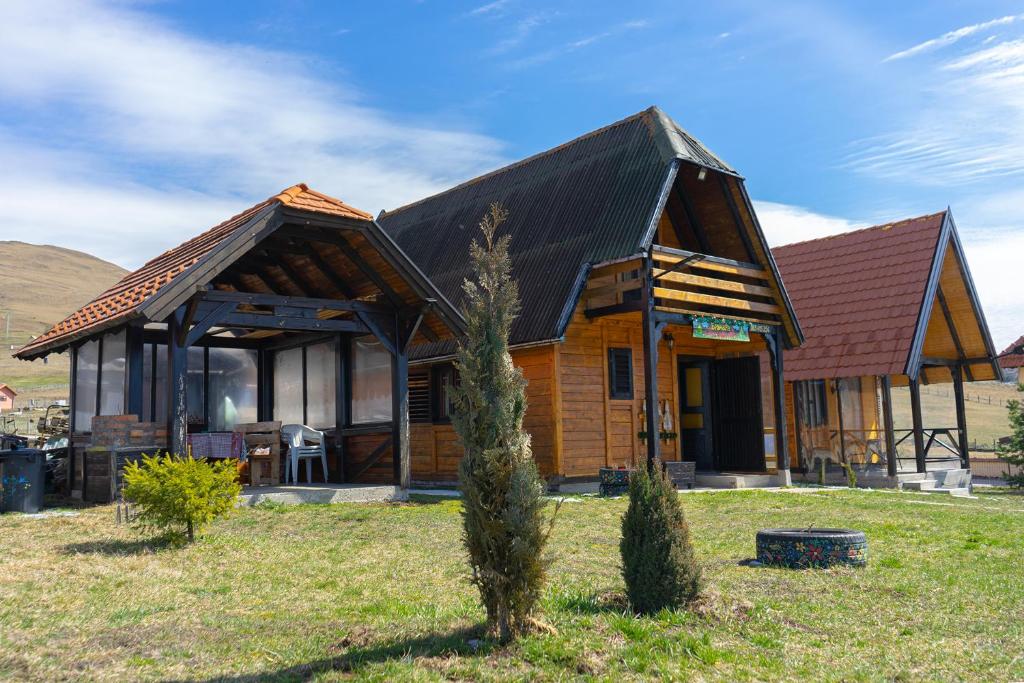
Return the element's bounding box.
[452,203,556,642]
[620,462,702,614]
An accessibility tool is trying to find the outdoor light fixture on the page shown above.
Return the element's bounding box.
[697,167,707,181]
[664,332,675,351]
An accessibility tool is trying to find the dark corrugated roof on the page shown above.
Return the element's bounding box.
[378,106,733,357]
[773,213,946,381]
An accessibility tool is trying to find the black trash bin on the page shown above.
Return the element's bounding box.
[1,447,46,513]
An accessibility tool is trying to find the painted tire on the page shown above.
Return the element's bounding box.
[756,528,867,568]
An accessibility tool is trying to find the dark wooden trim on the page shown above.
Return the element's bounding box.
[639,159,680,250]
[68,345,77,491]
[185,301,238,347]
[880,375,897,477]
[652,244,763,273]
[944,210,1001,379]
[585,301,643,319]
[392,322,410,488]
[936,287,973,381]
[640,254,661,471]
[350,436,392,482]
[905,215,951,378]
[834,379,846,464]
[126,326,144,417]
[952,364,970,468]
[219,312,369,334]
[555,263,592,338]
[908,375,927,473]
[335,334,347,483]
[718,173,757,262]
[766,328,789,471]
[301,345,308,426]
[356,311,398,356]
[199,289,391,314]
[167,306,188,456]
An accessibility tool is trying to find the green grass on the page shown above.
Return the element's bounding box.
[1,489,1023,681]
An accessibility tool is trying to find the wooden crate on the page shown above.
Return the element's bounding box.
[234,422,281,486]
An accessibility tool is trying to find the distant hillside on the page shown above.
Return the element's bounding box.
[0,241,127,397]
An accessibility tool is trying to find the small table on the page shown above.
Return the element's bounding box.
[234,422,282,486]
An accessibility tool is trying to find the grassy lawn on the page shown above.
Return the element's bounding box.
[2,488,1023,681]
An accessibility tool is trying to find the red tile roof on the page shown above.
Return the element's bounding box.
[773,212,946,381]
[17,184,372,358]
[999,335,1024,369]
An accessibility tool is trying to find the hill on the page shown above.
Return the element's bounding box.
[0,241,127,399]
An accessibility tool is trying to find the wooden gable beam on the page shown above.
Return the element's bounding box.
[936,286,973,381]
[673,184,712,254]
[718,174,757,263]
[199,289,391,314]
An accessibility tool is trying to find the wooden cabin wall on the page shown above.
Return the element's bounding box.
[557,310,768,479]
[408,345,558,483]
[345,432,394,484]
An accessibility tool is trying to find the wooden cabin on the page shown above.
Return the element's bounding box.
[15,184,465,498]
[773,211,999,480]
[378,107,804,488]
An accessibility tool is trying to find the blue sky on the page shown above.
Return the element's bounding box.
[0,1,1020,347]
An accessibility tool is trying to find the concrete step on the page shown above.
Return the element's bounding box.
[902,479,937,491]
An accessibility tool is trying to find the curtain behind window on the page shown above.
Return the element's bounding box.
[351,337,391,424]
[305,341,337,429]
[98,330,126,417]
[274,347,304,426]
[74,339,99,431]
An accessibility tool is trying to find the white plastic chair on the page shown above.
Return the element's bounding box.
[281,424,328,484]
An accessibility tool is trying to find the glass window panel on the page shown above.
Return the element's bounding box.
[98,330,126,416]
[351,336,392,424]
[274,347,304,426]
[208,348,258,431]
[74,339,99,431]
[305,341,337,429]
[187,346,206,426]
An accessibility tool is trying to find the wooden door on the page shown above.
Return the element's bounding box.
[713,356,765,471]
[678,358,713,471]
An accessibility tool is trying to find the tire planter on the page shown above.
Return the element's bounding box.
[756,529,867,568]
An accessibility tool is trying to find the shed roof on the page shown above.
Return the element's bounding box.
[999,335,1024,369]
[0,383,15,396]
[16,184,463,359]
[378,105,795,357]
[774,210,998,382]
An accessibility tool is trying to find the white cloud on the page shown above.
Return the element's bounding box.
[752,200,865,246]
[845,24,1024,187]
[884,14,1023,62]
[0,0,507,268]
[469,0,510,17]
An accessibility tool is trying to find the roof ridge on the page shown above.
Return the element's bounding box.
[381,107,658,218]
[774,210,947,251]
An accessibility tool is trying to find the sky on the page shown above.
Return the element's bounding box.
[0,0,1020,348]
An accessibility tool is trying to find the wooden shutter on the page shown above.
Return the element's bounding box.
[409,369,431,423]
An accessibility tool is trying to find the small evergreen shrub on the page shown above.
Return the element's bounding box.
[123,453,241,542]
[620,463,701,615]
[998,384,1024,488]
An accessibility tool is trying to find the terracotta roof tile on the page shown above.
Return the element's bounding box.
[773,211,946,381]
[999,335,1024,369]
[17,184,371,358]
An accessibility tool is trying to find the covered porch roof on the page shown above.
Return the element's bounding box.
[16,183,465,360]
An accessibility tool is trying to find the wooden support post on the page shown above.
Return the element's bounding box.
[126,326,144,418]
[909,374,927,473]
[641,254,660,472]
[335,335,348,484]
[952,364,970,469]
[391,316,410,488]
[880,375,898,477]
[835,379,846,465]
[792,381,803,471]
[768,329,789,477]
[167,307,189,457]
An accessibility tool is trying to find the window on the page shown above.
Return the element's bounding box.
[208,348,258,431]
[305,341,337,430]
[797,380,828,427]
[607,348,633,400]
[351,336,392,424]
[98,330,126,417]
[142,343,168,424]
[73,339,99,431]
[838,377,863,431]
[273,346,304,426]
[431,364,458,422]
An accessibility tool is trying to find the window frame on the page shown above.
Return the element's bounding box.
[607,347,634,400]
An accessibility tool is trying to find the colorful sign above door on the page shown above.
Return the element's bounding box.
[692,316,750,342]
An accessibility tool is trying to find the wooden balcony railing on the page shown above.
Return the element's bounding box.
[584,245,783,326]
